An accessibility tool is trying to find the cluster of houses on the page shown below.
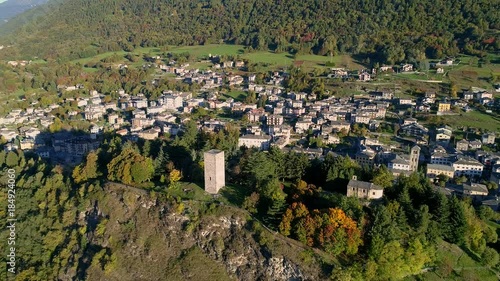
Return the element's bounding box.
[332,63,417,82]
[1,58,499,208]
[330,58,458,83]
[348,127,498,204]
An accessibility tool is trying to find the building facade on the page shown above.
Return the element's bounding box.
[238,135,272,150]
[204,150,225,194]
[452,157,484,178]
[426,164,455,179]
[347,179,383,199]
[482,133,496,145]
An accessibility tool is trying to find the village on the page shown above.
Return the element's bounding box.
[1,56,500,209]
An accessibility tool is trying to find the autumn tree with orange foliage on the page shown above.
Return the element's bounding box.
[279,203,362,255]
[290,180,320,202]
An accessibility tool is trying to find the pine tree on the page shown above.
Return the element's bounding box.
[448,196,467,244]
[434,192,452,240]
[153,146,169,177]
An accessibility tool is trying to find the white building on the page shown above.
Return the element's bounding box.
[0,129,18,141]
[482,133,496,145]
[435,126,453,144]
[164,95,183,110]
[131,98,148,108]
[25,128,41,139]
[452,157,484,177]
[238,135,272,150]
[388,155,412,172]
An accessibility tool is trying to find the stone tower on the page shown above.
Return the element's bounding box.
[204,149,225,194]
[410,145,420,172]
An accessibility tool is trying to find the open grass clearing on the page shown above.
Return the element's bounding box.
[221,90,247,102]
[435,110,500,132]
[404,240,498,281]
[166,182,213,202]
[60,44,363,72]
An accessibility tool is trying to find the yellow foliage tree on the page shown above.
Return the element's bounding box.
[168,169,182,188]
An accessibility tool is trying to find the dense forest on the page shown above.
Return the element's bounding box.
[0,0,499,63]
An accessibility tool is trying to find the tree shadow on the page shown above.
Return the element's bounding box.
[30,128,100,168]
[351,53,370,68]
[219,184,252,207]
[458,245,482,263]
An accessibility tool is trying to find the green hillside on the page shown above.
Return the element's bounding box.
[0,0,498,63]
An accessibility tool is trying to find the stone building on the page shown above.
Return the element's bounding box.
[347,177,383,199]
[204,149,225,194]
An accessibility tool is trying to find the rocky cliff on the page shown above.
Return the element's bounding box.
[75,183,327,281]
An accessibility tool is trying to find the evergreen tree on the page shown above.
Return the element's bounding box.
[448,196,467,245]
[372,165,394,188]
[153,145,169,177]
[432,192,452,239]
[5,151,18,167]
[0,150,7,167]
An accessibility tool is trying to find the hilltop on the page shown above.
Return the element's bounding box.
[0,171,328,280]
[0,0,498,63]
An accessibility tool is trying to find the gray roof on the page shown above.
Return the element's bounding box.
[463,183,488,193]
[206,149,223,155]
[427,164,454,172]
[240,134,272,140]
[453,157,483,166]
[390,155,410,165]
[347,180,383,190]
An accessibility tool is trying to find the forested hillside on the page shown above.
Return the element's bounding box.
[0,145,326,281]
[0,0,498,63]
[2,127,499,280]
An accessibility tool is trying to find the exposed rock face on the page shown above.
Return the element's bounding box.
[76,184,323,281]
[266,257,305,281]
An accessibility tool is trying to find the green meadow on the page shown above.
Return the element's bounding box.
[66,44,363,72]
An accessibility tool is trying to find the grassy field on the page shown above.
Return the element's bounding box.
[393,71,444,82]
[436,110,500,132]
[164,44,360,69]
[166,44,242,58]
[26,45,499,103]
[63,44,364,72]
[221,90,247,102]
[405,240,498,281]
[166,182,213,201]
[446,54,500,90]
[375,53,500,94]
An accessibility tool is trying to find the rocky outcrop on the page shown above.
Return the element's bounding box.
[76,183,325,281]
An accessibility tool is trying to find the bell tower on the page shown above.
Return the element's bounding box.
[410,145,420,172]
